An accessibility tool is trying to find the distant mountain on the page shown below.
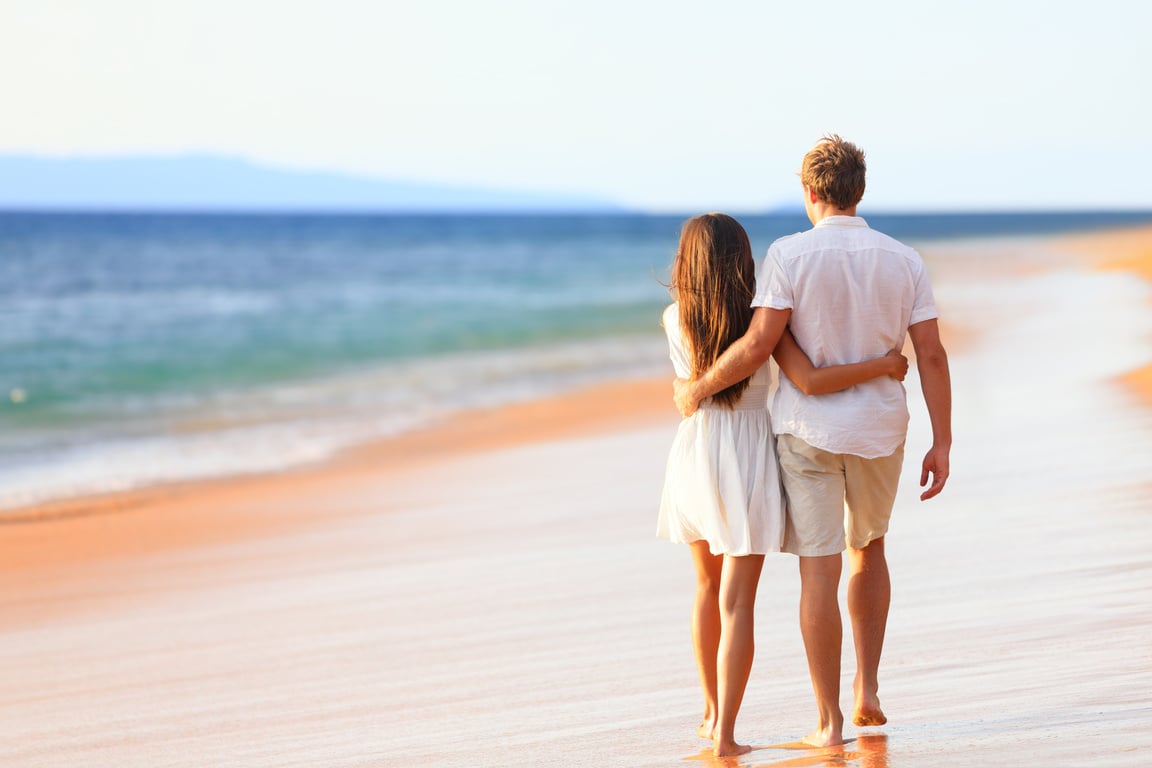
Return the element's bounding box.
[0,154,623,212]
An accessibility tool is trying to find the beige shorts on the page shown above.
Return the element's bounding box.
[777,434,905,557]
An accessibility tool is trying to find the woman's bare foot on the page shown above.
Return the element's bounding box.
[713,739,752,757]
[697,719,716,740]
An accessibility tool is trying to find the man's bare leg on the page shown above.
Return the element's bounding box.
[847,537,890,727]
[713,553,764,757]
[798,553,844,747]
[688,541,723,739]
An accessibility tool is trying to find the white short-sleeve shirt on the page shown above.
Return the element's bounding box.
[753,216,938,458]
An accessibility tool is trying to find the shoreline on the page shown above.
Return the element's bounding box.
[1055,222,1152,405]
[0,376,676,574]
[923,223,1152,407]
[2,376,675,522]
[1056,224,1152,404]
[4,223,1151,529]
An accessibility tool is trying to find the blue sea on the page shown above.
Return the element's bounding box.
[3,210,1151,511]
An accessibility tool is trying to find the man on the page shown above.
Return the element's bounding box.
[673,134,952,747]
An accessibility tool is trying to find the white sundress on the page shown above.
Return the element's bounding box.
[657,303,786,556]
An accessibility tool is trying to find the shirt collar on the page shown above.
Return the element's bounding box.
[814,215,869,229]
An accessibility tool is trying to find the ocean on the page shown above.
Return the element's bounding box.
[3,210,1152,512]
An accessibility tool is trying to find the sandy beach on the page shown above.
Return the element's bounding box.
[1,226,1151,767]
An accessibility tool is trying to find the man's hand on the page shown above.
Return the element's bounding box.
[672,377,700,417]
[919,444,950,500]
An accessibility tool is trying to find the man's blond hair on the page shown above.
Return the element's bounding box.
[801,134,866,210]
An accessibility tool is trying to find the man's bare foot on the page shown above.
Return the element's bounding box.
[853,707,887,727]
[713,740,752,757]
[853,689,887,727]
[801,724,844,748]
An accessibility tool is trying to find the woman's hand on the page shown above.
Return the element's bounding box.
[885,349,909,381]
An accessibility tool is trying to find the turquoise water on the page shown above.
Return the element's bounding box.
[3,210,1151,509]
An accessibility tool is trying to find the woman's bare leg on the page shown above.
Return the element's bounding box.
[688,541,723,739]
[713,553,765,756]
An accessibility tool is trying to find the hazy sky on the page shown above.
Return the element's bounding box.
[2,1,1150,212]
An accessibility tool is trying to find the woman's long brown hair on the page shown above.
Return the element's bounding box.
[670,213,756,409]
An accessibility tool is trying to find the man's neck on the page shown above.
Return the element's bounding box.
[810,202,857,224]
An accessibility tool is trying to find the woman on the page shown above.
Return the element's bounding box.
[657,213,906,756]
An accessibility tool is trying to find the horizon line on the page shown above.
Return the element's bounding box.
[2,206,1152,217]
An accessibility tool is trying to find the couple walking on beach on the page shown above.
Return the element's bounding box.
[657,134,952,756]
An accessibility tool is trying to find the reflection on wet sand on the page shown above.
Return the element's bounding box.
[685,733,888,767]
[855,734,889,768]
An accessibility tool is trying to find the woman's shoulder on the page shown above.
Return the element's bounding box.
[661,302,679,326]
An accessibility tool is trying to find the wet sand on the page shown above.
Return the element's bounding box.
[1,227,1150,767]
